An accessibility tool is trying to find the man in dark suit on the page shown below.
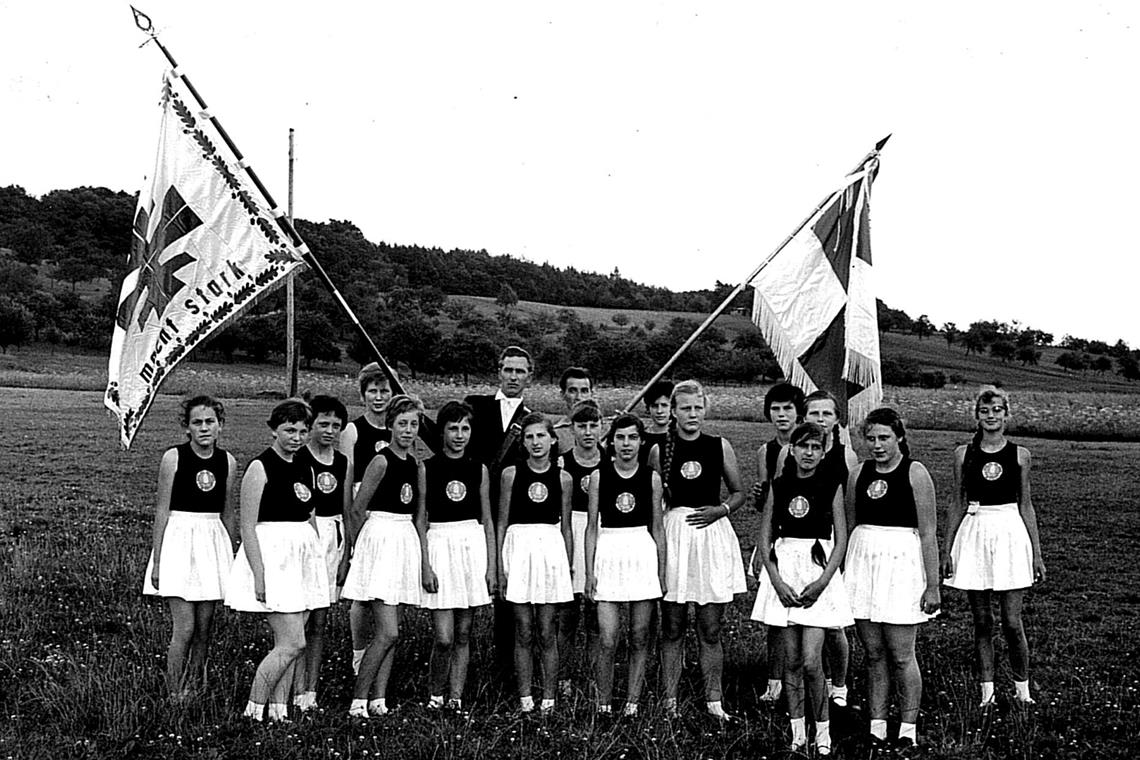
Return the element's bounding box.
[463,345,534,677]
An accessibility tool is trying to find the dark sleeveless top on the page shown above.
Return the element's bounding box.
[771,472,839,540]
[854,458,918,528]
[425,454,484,523]
[598,462,655,529]
[963,442,1020,505]
[255,448,315,522]
[170,442,229,514]
[366,448,419,515]
[821,442,852,491]
[665,433,724,508]
[508,463,564,526]
[642,431,669,464]
[351,415,391,485]
[561,449,606,513]
[296,447,349,518]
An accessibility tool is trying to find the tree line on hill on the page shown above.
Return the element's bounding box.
[1,184,1138,384]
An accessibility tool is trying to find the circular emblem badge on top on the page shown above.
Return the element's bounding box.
[375,440,389,453]
[579,475,591,494]
[982,462,1003,481]
[316,471,337,494]
[399,483,414,504]
[680,461,702,480]
[615,492,636,514]
[195,470,216,492]
[528,482,549,503]
[446,480,467,502]
[294,483,312,502]
[867,479,889,500]
[788,495,811,518]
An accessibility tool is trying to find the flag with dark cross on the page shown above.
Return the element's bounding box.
[750,155,883,426]
[106,71,304,448]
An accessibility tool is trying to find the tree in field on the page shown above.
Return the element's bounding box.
[611,313,630,327]
[496,283,519,315]
[989,339,1016,363]
[942,322,958,347]
[1091,355,1113,375]
[1110,339,1131,359]
[962,328,988,356]
[913,314,934,340]
[1086,340,1110,356]
[0,297,31,352]
[1055,351,1088,372]
[1016,346,1041,366]
[1060,335,1088,352]
[1119,353,1140,381]
[377,312,441,379]
[297,313,342,368]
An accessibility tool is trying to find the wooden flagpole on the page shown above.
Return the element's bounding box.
[286,127,298,397]
[621,136,890,413]
[130,6,405,396]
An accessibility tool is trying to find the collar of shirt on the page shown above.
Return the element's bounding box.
[495,389,524,430]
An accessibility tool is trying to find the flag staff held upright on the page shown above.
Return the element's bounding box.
[129,5,404,396]
[621,135,891,414]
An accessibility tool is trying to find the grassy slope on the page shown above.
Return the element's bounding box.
[453,295,1137,393]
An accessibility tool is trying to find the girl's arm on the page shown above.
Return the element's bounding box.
[339,422,358,462]
[843,466,859,541]
[345,456,386,550]
[239,461,269,602]
[415,461,435,593]
[647,444,661,476]
[911,461,942,615]
[751,445,770,506]
[940,445,968,579]
[496,467,516,591]
[1018,447,1046,583]
[479,465,497,595]
[686,438,745,528]
[800,485,847,606]
[149,448,178,590]
[560,471,574,565]
[650,471,666,595]
[584,470,601,601]
[758,486,799,607]
[221,453,239,548]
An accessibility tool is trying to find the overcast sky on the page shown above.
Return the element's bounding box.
[2,1,1136,346]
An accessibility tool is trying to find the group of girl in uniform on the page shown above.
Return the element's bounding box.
[144,376,1043,749]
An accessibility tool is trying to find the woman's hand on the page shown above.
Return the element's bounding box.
[920,585,941,616]
[799,579,825,607]
[254,570,267,604]
[772,575,801,608]
[498,569,509,597]
[485,568,497,596]
[150,565,160,591]
[685,504,729,529]
[939,552,954,580]
[585,573,597,602]
[336,554,351,587]
[422,564,439,594]
[1033,554,1047,584]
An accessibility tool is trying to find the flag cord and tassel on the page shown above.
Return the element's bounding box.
[129,5,404,396]
[621,136,890,414]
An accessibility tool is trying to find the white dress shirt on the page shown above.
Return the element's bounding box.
[495,389,524,431]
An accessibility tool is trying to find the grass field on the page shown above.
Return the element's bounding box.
[2,388,1138,759]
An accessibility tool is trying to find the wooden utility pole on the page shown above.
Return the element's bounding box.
[286,127,298,396]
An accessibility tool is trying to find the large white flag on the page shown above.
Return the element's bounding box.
[751,156,882,425]
[106,71,305,447]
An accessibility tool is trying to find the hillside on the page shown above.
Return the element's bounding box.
[450,295,1138,393]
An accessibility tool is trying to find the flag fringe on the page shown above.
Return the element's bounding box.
[848,382,882,427]
[752,292,818,394]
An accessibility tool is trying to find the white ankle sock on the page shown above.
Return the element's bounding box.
[352,648,366,675]
[540,698,556,712]
[519,695,535,712]
[899,721,917,743]
[870,719,888,740]
[266,702,288,721]
[622,702,638,717]
[348,698,368,717]
[446,697,462,710]
[242,700,265,721]
[816,720,832,751]
[596,704,612,714]
[764,678,783,697]
[1014,679,1032,701]
[367,698,388,716]
[980,681,995,704]
[790,716,807,746]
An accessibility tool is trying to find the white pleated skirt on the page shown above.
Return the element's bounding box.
[570,510,588,595]
[314,514,345,605]
[945,503,1033,591]
[225,522,330,613]
[846,525,932,625]
[422,519,492,610]
[143,512,233,601]
[502,523,573,605]
[341,511,423,606]
[663,507,747,605]
[750,537,854,628]
[594,526,662,602]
